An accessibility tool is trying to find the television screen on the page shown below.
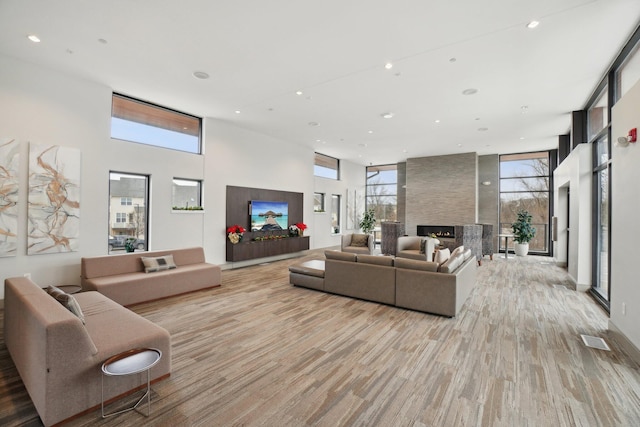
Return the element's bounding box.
[250,200,288,231]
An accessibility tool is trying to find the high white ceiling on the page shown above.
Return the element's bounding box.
[1,0,639,165]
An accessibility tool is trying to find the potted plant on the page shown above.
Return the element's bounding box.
[511,209,536,256]
[226,225,246,244]
[124,237,137,253]
[359,208,376,234]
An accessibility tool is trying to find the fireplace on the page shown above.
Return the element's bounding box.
[417,225,455,239]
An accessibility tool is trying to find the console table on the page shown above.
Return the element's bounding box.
[226,236,310,262]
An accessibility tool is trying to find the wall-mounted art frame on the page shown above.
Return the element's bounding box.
[28,143,81,254]
[0,138,19,257]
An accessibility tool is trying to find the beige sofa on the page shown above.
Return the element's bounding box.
[81,246,221,306]
[290,249,477,317]
[4,276,171,427]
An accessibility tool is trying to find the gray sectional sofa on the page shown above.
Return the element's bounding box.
[289,249,477,317]
[4,276,171,426]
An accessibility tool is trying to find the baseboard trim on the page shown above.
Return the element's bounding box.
[608,320,640,367]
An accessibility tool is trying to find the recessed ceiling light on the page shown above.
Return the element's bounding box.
[234,110,241,114]
[462,88,478,95]
[403,149,408,153]
[457,143,463,147]
[385,62,393,70]
[381,112,394,119]
[66,49,74,54]
[526,20,540,29]
[296,90,303,96]
[308,121,319,127]
[478,127,489,131]
[435,119,441,124]
[27,34,41,43]
[358,143,368,147]
[520,136,525,140]
[193,71,210,79]
[368,130,374,134]
[449,57,457,63]
[475,117,481,121]
[98,38,108,44]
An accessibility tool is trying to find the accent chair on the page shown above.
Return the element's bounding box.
[396,236,438,261]
[341,233,374,255]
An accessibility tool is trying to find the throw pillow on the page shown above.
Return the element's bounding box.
[451,246,465,258]
[141,255,177,273]
[434,248,451,265]
[350,234,369,247]
[46,286,85,324]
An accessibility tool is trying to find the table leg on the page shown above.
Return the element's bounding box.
[504,236,509,259]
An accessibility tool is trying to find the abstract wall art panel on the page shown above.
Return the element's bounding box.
[28,143,80,254]
[0,138,20,257]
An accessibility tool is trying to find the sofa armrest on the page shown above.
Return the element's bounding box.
[341,234,352,251]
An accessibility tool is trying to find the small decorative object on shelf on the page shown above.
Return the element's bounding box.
[227,224,246,244]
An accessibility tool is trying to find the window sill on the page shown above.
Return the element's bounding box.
[171,209,205,214]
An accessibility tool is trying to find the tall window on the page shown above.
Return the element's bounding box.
[172,178,202,210]
[331,194,341,234]
[111,93,201,154]
[314,153,339,180]
[587,88,609,142]
[499,152,551,254]
[366,164,397,226]
[314,192,325,212]
[109,172,149,252]
[615,37,640,101]
[593,137,611,304]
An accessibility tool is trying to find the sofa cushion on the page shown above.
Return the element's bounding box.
[440,253,465,273]
[462,248,473,260]
[46,285,85,324]
[357,254,394,266]
[289,260,325,278]
[325,250,357,262]
[350,234,369,247]
[141,254,177,273]
[394,257,439,272]
[451,246,464,258]
[434,248,450,265]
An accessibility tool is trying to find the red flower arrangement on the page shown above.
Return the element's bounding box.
[226,225,246,234]
[295,223,307,230]
[227,224,246,244]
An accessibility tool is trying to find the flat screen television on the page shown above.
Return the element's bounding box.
[250,200,288,231]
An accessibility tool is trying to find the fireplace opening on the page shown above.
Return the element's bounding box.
[417,225,455,239]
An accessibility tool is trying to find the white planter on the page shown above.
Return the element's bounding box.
[514,242,529,256]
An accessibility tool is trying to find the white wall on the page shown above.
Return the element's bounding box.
[0,54,350,299]
[553,143,591,290]
[610,78,640,354]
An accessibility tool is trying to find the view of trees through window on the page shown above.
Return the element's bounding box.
[366,164,397,227]
[499,152,551,253]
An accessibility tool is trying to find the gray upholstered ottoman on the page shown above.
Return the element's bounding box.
[289,260,325,291]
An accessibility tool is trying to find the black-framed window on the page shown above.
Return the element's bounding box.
[172,178,203,210]
[314,153,339,180]
[499,152,551,254]
[314,192,325,212]
[331,194,341,234]
[109,172,149,253]
[111,93,202,154]
[366,164,397,225]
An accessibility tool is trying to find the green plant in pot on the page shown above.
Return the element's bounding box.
[359,208,376,234]
[511,209,536,256]
[124,237,137,253]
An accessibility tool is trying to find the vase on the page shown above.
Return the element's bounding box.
[514,242,529,256]
[228,233,242,244]
[298,229,304,236]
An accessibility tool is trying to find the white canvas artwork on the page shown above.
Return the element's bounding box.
[28,143,81,254]
[0,138,20,257]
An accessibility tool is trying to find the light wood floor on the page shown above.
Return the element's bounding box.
[1,251,640,426]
